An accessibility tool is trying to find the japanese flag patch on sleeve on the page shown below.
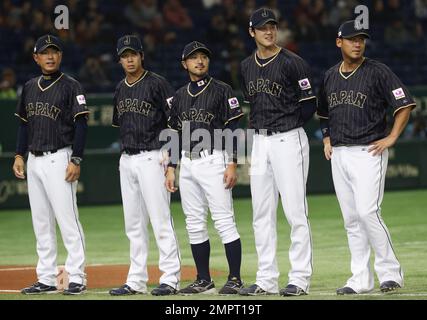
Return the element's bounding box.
[228,97,240,109]
[76,95,86,105]
[298,78,312,91]
[392,88,406,100]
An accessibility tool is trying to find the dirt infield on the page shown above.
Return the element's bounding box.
[0,265,224,293]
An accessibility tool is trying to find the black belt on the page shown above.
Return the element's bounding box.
[123,148,148,155]
[183,150,212,160]
[31,149,58,157]
[254,129,282,136]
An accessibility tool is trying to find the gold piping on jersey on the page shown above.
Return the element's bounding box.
[37,73,64,92]
[73,110,90,120]
[125,70,148,87]
[14,113,28,122]
[112,124,120,128]
[298,96,317,103]
[316,114,329,119]
[392,103,417,117]
[186,77,213,97]
[339,58,365,80]
[224,112,244,125]
[254,49,281,67]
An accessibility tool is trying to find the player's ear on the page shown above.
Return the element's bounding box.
[33,53,40,65]
[181,60,188,70]
[140,52,144,61]
[336,38,342,48]
[249,27,255,38]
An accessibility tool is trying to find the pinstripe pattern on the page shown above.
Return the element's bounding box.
[241,48,316,132]
[375,153,403,282]
[112,71,175,151]
[317,58,416,146]
[15,74,89,152]
[168,77,243,152]
[297,131,313,280]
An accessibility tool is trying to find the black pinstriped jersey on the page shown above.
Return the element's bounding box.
[112,71,174,151]
[317,58,416,146]
[168,76,244,152]
[15,73,89,152]
[240,48,316,132]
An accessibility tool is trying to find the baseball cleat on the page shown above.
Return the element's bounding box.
[280,284,307,296]
[380,281,401,293]
[218,277,243,295]
[63,282,86,295]
[336,286,357,295]
[109,284,145,296]
[151,283,178,296]
[239,284,274,296]
[178,279,216,295]
[21,282,58,295]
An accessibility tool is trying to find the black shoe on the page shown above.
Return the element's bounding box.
[280,284,307,296]
[21,282,58,295]
[239,284,274,296]
[63,282,86,295]
[380,281,401,293]
[336,286,357,295]
[218,277,243,295]
[109,284,145,296]
[178,279,216,295]
[151,283,178,296]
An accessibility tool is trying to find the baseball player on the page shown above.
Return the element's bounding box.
[239,8,316,297]
[12,34,88,295]
[166,41,244,295]
[317,21,416,295]
[108,35,181,296]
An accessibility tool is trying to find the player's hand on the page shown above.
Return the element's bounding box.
[323,137,332,160]
[224,163,237,189]
[368,135,397,156]
[65,162,80,182]
[165,167,178,193]
[13,156,26,179]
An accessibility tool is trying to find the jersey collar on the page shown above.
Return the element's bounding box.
[187,76,212,97]
[125,70,148,87]
[339,58,366,80]
[37,72,64,92]
[254,47,281,67]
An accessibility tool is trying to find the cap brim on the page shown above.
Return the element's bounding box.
[252,19,278,28]
[36,44,62,53]
[341,32,370,39]
[117,47,142,56]
[182,48,211,60]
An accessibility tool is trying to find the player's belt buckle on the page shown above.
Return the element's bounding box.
[184,150,211,160]
[32,149,58,157]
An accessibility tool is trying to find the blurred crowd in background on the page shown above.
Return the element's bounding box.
[1,0,426,138]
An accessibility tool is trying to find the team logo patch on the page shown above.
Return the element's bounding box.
[76,95,86,105]
[392,88,405,100]
[298,78,311,90]
[228,97,240,109]
[166,97,173,108]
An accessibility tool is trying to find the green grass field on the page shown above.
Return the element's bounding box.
[1,190,426,300]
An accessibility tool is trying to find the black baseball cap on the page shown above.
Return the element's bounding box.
[34,35,63,53]
[181,41,211,60]
[249,8,278,28]
[117,35,143,56]
[338,20,370,39]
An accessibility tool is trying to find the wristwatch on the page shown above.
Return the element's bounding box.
[70,156,82,166]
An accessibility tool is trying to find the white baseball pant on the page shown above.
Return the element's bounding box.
[179,150,240,245]
[27,146,86,286]
[250,127,313,293]
[119,150,181,292]
[331,146,403,293]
